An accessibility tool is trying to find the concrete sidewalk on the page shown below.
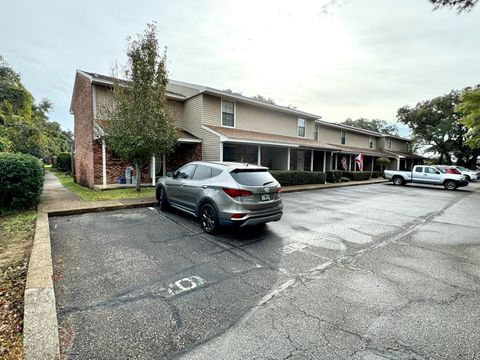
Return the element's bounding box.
[40,171,157,215]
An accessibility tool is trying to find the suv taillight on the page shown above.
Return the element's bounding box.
[223,188,253,198]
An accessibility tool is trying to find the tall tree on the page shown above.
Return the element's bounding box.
[397,89,479,167]
[0,55,71,157]
[456,87,480,149]
[104,23,178,192]
[342,118,399,136]
[429,0,478,12]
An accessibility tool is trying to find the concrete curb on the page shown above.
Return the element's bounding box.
[23,211,59,360]
[282,179,388,193]
[22,178,386,359]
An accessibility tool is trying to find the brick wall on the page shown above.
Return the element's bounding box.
[92,141,202,185]
[72,73,95,188]
[166,143,202,172]
[92,141,151,185]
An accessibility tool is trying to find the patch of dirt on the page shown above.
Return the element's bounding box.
[0,258,28,360]
[0,210,37,359]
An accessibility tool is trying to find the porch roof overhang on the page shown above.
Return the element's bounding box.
[328,144,396,158]
[178,129,202,143]
[203,125,340,151]
[384,150,425,159]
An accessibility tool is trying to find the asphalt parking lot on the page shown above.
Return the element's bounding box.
[51,181,480,359]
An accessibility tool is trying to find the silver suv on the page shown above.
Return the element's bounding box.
[156,161,283,234]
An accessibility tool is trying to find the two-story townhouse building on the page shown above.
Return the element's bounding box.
[70,70,423,189]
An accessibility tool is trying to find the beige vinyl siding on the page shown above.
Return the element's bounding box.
[317,125,342,144]
[202,94,317,139]
[167,99,184,129]
[390,138,409,152]
[182,95,203,136]
[94,85,113,120]
[182,94,220,160]
[346,132,373,148]
[94,84,185,127]
[201,129,220,160]
[167,83,201,98]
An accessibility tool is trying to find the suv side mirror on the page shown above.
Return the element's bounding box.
[435,170,440,174]
[166,171,173,178]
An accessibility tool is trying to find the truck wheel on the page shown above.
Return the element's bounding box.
[444,180,457,190]
[392,176,404,186]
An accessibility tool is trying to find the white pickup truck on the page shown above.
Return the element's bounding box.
[384,165,469,190]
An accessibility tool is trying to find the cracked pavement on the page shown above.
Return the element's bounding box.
[50,182,480,359]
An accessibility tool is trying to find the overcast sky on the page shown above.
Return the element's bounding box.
[1,0,479,136]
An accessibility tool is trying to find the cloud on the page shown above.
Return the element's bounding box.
[0,0,478,131]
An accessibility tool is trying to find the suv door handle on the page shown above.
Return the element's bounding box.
[201,185,208,189]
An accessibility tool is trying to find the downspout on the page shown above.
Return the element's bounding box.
[102,138,107,189]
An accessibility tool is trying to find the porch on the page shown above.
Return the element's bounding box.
[222,143,336,172]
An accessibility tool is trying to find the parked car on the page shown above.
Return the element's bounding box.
[435,165,462,175]
[452,166,478,181]
[156,161,283,234]
[384,165,468,190]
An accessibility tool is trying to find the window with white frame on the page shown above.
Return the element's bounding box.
[221,100,235,127]
[406,142,411,152]
[298,118,306,137]
[369,136,374,149]
[388,137,392,149]
[314,125,319,141]
[341,130,346,145]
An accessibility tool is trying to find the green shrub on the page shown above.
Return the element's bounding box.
[340,177,350,182]
[341,171,371,181]
[0,153,45,209]
[326,170,343,183]
[269,170,326,186]
[371,171,380,178]
[56,152,72,172]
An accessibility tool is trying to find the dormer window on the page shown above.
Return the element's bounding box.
[298,118,306,138]
[369,136,374,149]
[341,130,346,145]
[221,100,235,127]
[314,125,319,141]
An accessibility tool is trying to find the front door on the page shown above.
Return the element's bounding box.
[297,151,305,171]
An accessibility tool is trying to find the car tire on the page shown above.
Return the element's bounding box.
[444,180,457,190]
[465,175,471,181]
[157,187,170,210]
[199,203,219,234]
[392,176,404,186]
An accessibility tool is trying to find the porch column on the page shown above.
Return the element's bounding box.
[102,138,107,189]
[310,150,314,171]
[396,156,400,170]
[323,151,326,172]
[151,156,156,186]
[371,156,374,171]
[287,148,291,170]
[334,153,338,170]
[257,145,261,165]
[162,154,166,176]
[348,154,352,171]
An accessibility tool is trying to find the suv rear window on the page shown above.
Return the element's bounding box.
[229,169,276,186]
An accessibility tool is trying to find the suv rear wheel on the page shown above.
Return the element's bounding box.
[200,203,219,234]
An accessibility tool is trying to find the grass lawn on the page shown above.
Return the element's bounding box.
[0,209,37,360]
[48,168,155,201]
